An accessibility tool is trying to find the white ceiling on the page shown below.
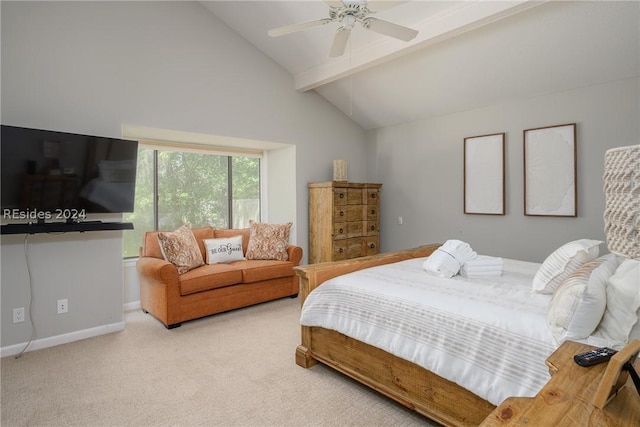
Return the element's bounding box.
[202,1,639,130]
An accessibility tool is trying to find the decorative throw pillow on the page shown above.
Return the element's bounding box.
[547,253,619,343]
[532,239,602,294]
[245,220,292,261]
[203,236,245,264]
[157,225,204,274]
[589,259,640,348]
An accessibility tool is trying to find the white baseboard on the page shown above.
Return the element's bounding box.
[123,301,141,312]
[0,321,125,358]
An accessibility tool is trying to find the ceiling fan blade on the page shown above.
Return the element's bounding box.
[363,17,418,42]
[323,0,344,8]
[329,27,351,57]
[268,18,332,37]
[366,1,409,12]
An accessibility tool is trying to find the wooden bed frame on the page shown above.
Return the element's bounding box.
[294,245,496,427]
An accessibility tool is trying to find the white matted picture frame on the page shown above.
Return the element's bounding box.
[524,123,577,217]
[464,133,505,215]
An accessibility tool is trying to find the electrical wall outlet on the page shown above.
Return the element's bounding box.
[13,307,25,323]
[57,299,68,314]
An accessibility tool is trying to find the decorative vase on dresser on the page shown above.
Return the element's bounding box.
[308,181,382,264]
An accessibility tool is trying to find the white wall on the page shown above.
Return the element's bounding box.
[367,77,640,262]
[1,1,367,353]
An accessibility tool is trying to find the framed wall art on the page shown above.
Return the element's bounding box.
[524,123,577,217]
[464,133,505,215]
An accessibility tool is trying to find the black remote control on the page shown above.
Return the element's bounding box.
[574,347,618,367]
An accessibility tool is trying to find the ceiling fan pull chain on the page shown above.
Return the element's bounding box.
[349,33,353,117]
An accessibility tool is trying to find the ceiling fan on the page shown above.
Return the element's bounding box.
[268,0,418,58]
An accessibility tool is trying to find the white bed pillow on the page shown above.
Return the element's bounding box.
[547,253,619,343]
[204,236,245,264]
[532,239,602,294]
[589,258,640,349]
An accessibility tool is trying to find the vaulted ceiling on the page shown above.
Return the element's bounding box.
[202,1,639,130]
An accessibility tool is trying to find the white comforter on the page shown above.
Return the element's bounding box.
[300,257,557,406]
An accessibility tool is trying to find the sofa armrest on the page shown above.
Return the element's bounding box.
[136,257,180,284]
[287,245,303,266]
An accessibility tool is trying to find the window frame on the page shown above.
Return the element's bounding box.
[123,140,263,259]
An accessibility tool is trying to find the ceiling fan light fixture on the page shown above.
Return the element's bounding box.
[343,14,357,29]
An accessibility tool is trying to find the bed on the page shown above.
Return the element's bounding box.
[295,244,638,426]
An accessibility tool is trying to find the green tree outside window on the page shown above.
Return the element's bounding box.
[123,147,260,258]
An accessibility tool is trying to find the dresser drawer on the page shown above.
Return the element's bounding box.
[364,220,379,236]
[333,188,348,206]
[332,241,347,260]
[333,238,368,259]
[334,205,365,222]
[333,222,347,239]
[366,188,379,204]
[365,236,379,256]
[334,221,370,239]
[366,206,378,220]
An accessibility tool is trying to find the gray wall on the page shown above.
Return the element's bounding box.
[368,77,639,262]
[1,1,367,352]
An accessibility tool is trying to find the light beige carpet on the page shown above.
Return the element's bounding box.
[1,297,439,426]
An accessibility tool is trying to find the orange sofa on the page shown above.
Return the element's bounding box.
[137,227,302,328]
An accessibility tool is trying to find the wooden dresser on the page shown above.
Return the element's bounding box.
[308,182,382,264]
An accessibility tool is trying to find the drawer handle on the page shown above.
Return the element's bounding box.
[339,248,344,253]
[339,211,344,216]
[371,209,376,215]
[339,193,344,198]
[370,225,375,231]
[339,228,344,234]
[371,193,376,199]
[370,243,376,249]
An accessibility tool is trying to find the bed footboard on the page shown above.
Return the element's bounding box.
[300,327,495,427]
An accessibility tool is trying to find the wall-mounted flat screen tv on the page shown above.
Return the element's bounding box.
[1,125,138,221]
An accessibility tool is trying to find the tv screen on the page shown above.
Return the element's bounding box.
[1,125,138,221]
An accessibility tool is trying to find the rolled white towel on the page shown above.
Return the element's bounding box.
[423,249,461,278]
[441,239,477,264]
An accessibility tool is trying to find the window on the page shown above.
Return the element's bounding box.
[123,145,261,258]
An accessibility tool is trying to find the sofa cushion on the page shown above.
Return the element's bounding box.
[240,260,295,284]
[190,227,216,259]
[245,221,293,261]
[179,264,243,295]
